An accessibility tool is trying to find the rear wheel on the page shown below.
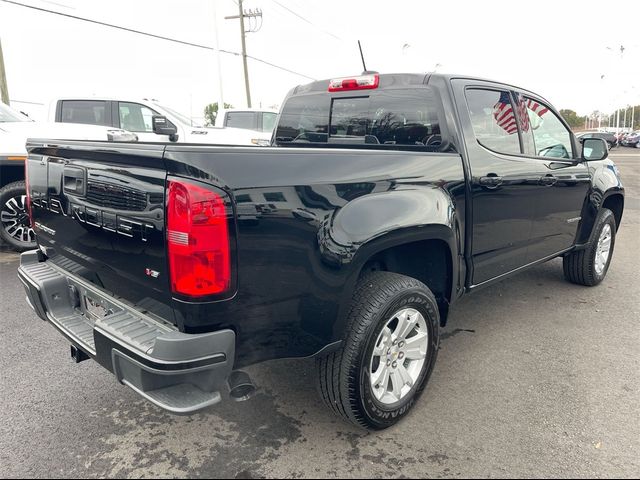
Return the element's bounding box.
[316,271,439,430]
[0,181,36,252]
[563,208,616,286]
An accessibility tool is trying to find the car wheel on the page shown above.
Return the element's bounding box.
[316,271,439,430]
[563,208,616,286]
[0,181,36,252]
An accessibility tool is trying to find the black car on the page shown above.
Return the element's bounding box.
[576,131,618,148]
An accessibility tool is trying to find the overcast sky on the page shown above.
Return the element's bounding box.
[1,0,639,122]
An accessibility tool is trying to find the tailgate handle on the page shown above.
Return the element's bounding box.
[63,167,86,196]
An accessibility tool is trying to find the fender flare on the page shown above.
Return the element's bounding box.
[575,163,624,250]
[322,186,461,343]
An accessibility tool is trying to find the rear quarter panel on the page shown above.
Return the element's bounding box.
[164,145,466,367]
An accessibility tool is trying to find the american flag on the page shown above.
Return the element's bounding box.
[521,97,549,132]
[493,91,518,134]
[493,93,548,134]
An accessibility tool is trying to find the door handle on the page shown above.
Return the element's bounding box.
[479,174,503,189]
[539,174,557,186]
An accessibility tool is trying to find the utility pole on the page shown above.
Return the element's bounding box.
[225,1,262,108]
[0,38,9,105]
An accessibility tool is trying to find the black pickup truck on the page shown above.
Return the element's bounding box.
[18,73,624,430]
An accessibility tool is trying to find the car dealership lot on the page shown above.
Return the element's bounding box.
[1,149,638,479]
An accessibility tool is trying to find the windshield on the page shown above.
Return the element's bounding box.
[0,103,31,122]
[152,103,198,127]
[274,88,445,151]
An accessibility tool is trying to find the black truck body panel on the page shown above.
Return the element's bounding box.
[27,140,465,367]
[23,73,625,373]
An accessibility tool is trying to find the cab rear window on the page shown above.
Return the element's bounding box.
[275,88,444,151]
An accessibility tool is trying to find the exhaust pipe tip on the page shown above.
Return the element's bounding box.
[227,370,256,402]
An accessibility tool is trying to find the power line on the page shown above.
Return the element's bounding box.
[0,0,316,80]
[1,0,236,53]
[246,54,312,79]
[269,0,342,41]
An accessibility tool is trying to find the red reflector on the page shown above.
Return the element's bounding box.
[328,74,379,92]
[167,180,231,297]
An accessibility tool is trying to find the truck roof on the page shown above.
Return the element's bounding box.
[291,72,551,105]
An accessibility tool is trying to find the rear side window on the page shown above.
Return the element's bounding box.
[60,100,109,126]
[465,89,521,155]
[275,88,443,150]
[226,112,257,130]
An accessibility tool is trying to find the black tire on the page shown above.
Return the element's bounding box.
[316,271,439,430]
[0,180,36,252]
[563,208,616,286]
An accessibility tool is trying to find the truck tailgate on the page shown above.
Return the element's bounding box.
[26,141,175,324]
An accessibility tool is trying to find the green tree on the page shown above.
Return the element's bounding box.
[204,102,233,126]
[627,105,640,130]
[559,109,586,129]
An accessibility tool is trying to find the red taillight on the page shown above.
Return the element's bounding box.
[167,179,231,297]
[328,74,379,92]
[24,158,33,227]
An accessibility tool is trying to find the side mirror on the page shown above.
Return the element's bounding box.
[581,138,608,162]
[152,115,179,142]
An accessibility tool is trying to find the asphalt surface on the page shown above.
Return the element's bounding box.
[1,149,639,479]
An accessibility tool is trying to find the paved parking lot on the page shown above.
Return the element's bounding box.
[1,149,639,479]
